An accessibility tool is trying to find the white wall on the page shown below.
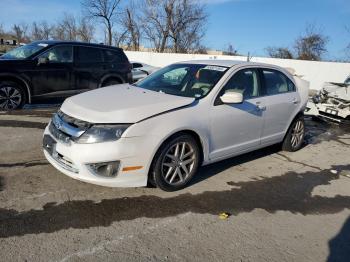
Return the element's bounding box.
[126,51,350,90]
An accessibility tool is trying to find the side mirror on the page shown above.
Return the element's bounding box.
[37,57,49,65]
[220,91,243,104]
[132,63,143,69]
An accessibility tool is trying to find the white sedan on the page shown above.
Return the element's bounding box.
[43,60,309,191]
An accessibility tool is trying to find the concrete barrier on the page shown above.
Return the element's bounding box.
[125,51,350,90]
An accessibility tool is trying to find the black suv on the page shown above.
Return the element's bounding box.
[0,41,132,110]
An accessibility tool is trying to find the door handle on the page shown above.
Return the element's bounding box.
[292,98,299,104]
[255,102,266,111]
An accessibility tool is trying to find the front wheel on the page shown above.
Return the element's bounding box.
[282,115,305,152]
[0,81,26,110]
[150,134,200,191]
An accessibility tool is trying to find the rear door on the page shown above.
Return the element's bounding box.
[30,45,73,96]
[209,68,264,160]
[259,68,301,145]
[74,46,104,91]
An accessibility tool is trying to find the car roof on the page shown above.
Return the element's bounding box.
[29,40,123,51]
[176,59,281,69]
[176,59,293,76]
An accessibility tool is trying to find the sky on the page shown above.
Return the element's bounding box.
[0,0,349,60]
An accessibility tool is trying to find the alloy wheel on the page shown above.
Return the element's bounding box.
[0,86,22,110]
[161,142,196,185]
[291,119,304,149]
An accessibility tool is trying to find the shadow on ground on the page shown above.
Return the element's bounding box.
[0,164,349,238]
[328,216,350,262]
[305,118,350,146]
[0,120,47,129]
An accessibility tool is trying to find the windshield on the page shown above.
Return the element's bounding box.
[1,43,48,60]
[135,63,228,98]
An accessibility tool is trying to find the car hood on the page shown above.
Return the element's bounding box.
[60,84,195,123]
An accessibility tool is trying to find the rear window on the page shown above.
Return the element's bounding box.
[76,46,103,63]
[102,49,123,62]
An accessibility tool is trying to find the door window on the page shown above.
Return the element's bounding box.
[38,46,73,63]
[102,49,122,62]
[76,46,103,63]
[221,69,260,99]
[262,69,295,95]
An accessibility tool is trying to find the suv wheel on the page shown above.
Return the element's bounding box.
[101,79,122,87]
[282,115,305,152]
[0,81,26,110]
[150,134,200,191]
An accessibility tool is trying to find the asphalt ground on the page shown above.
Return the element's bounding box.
[0,105,350,262]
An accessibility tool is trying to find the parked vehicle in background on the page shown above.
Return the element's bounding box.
[305,75,350,123]
[0,41,132,110]
[43,60,309,191]
[131,61,159,82]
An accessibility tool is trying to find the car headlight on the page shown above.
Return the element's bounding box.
[76,124,130,144]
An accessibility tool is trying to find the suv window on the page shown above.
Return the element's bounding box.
[221,69,260,99]
[76,46,103,63]
[262,69,295,95]
[102,49,122,62]
[38,45,73,63]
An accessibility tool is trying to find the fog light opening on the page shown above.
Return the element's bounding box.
[87,161,120,177]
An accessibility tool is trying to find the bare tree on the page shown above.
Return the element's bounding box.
[118,4,141,50]
[82,0,121,46]
[266,47,294,59]
[0,23,4,37]
[223,43,238,56]
[294,25,329,61]
[77,17,95,42]
[141,0,170,52]
[168,0,207,53]
[12,23,29,43]
[31,21,52,41]
[142,0,207,53]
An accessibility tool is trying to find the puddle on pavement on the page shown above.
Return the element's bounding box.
[0,164,349,238]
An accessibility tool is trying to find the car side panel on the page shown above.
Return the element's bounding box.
[259,91,301,145]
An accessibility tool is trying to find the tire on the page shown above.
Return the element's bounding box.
[0,81,26,110]
[101,79,122,87]
[282,115,305,152]
[150,134,200,191]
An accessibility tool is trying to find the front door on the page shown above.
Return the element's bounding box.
[30,45,74,97]
[209,68,264,160]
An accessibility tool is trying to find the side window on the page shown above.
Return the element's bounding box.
[102,49,121,62]
[76,46,103,63]
[222,69,260,99]
[38,46,73,63]
[262,69,294,95]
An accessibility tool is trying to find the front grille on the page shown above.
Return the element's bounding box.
[49,121,71,144]
[50,112,90,143]
[57,111,91,129]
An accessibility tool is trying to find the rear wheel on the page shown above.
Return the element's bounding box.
[101,79,122,87]
[282,115,305,152]
[0,81,26,110]
[150,134,200,191]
